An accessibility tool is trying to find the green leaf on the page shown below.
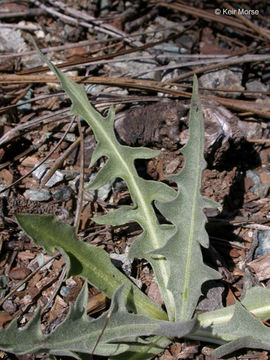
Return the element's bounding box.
[197,286,270,329]
[15,214,166,321]
[109,337,172,360]
[0,283,196,358]
[32,41,177,320]
[152,76,220,321]
[210,302,270,358]
[189,286,270,356]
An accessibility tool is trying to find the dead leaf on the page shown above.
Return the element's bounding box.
[9,267,31,280]
[0,311,13,327]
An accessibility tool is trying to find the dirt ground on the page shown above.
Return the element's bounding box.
[0,1,270,359]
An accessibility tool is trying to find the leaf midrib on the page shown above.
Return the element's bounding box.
[82,101,172,315]
[180,127,202,321]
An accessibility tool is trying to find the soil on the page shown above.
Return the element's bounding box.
[0,1,270,359]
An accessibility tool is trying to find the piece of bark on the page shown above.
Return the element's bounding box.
[248,253,270,281]
[114,99,246,166]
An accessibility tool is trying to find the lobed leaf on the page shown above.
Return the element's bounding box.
[210,302,270,358]
[109,337,172,360]
[0,283,196,358]
[152,76,221,321]
[15,214,166,321]
[33,42,177,320]
[190,286,270,357]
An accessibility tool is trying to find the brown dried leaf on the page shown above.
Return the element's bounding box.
[0,312,13,328]
[9,267,31,280]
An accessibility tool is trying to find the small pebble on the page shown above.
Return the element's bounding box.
[60,285,71,297]
[24,189,51,202]
[254,230,270,258]
[0,28,25,52]
[110,250,132,276]
[246,170,268,198]
[33,164,64,187]
[246,80,268,98]
[17,89,33,112]
[2,299,16,314]
[52,186,73,202]
[87,173,114,201]
[200,68,244,98]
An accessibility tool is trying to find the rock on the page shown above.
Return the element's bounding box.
[2,299,16,314]
[246,79,268,98]
[246,170,269,198]
[87,173,114,201]
[0,28,26,70]
[34,253,53,271]
[262,62,270,82]
[255,231,270,258]
[161,63,185,86]
[200,99,246,166]
[32,164,47,181]
[107,52,160,80]
[23,189,51,201]
[110,249,132,276]
[61,170,80,181]
[199,68,244,98]
[86,84,128,97]
[100,0,112,15]
[52,187,73,202]
[17,89,33,112]
[33,164,64,187]
[146,281,163,307]
[0,28,25,52]
[60,285,71,297]
[197,280,225,312]
[165,158,181,174]
[177,34,196,51]
[0,28,42,70]
[112,179,128,194]
[149,17,184,41]
[242,121,263,139]
[154,43,181,53]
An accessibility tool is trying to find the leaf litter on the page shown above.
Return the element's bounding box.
[0,0,270,359]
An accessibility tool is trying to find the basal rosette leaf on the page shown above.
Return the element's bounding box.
[15,214,166,321]
[190,286,270,357]
[108,337,172,360]
[152,76,220,322]
[33,43,177,320]
[197,286,270,330]
[0,283,197,358]
[210,302,270,358]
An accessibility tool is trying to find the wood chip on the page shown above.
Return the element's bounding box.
[248,254,270,281]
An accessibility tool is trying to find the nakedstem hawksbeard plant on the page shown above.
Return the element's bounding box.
[1,44,270,360]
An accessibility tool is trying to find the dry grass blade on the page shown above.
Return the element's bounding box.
[157,1,252,32]
[18,31,182,75]
[0,109,70,145]
[0,254,60,307]
[1,74,270,120]
[221,1,270,42]
[0,116,75,194]
[164,54,270,83]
